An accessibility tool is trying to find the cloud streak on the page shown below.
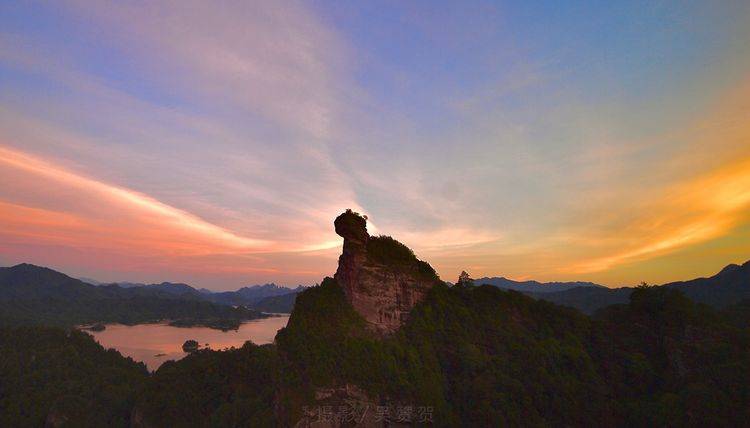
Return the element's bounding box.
[0,145,272,252]
[1,1,750,288]
[63,0,349,140]
[0,144,349,288]
[567,157,750,274]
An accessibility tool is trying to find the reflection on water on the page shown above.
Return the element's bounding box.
[87,315,289,371]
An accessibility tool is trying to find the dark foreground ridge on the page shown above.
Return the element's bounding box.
[1,211,749,426]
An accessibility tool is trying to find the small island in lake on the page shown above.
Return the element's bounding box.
[87,323,106,332]
[182,340,199,353]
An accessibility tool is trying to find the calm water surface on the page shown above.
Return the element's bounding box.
[88,315,289,370]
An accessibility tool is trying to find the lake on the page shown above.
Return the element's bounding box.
[87,315,290,371]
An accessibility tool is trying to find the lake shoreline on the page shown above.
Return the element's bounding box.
[77,311,289,332]
[83,315,290,371]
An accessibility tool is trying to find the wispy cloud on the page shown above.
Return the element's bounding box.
[0,144,350,287]
[0,145,271,252]
[63,0,349,140]
[567,157,750,274]
[1,1,749,288]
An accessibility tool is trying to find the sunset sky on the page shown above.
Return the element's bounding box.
[1,1,749,290]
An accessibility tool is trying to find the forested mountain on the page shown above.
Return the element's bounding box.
[130,211,750,426]
[664,261,750,307]
[0,264,267,329]
[519,260,750,314]
[132,279,749,426]
[104,281,206,299]
[0,326,148,427]
[97,280,306,309]
[204,284,306,307]
[0,263,113,300]
[252,292,302,313]
[1,212,748,426]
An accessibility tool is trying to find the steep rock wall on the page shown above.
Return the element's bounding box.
[333,210,442,334]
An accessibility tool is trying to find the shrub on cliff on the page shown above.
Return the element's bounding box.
[366,235,440,281]
[334,209,368,241]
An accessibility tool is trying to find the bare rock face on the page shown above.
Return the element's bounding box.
[333,210,442,334]
[293,384,383,428]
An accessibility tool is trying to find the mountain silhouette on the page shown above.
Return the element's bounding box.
[475,276,604,293]
[0,264,266,328]
[2,212,748,426]
[527,261,750,314]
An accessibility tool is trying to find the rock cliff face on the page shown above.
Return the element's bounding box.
[333,210,442,334]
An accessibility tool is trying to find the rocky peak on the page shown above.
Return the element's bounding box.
[333,210,442,334]
[334,209,369,246]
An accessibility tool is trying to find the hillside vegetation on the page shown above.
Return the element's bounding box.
[136,280,749,426]
[2,245,749,425]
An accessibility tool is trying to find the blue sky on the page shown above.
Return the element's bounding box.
[1,1,749,289]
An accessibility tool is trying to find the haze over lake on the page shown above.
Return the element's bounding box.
[88,316,290,370]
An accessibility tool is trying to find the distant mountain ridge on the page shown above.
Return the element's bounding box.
[2,264,306,314]
[7,259,748,317]
[663,260,750,307]
[0,264,268,329]
[107,281,308,314]
[108,282,307,310]
[206,283,307,307]
[1,263,113,301]
[474,276,604,293]
[97,281,205,300]
[523,260,750,314]
[3,211,749,427]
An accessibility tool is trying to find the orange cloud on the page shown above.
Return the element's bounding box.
[0,145,274,256]
[567,157,750,274]
[562,76,750,275]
